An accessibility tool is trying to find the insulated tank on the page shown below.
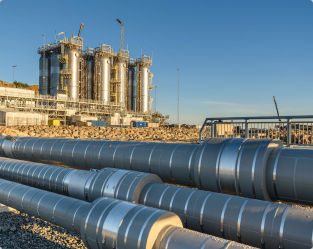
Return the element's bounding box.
[39,54,50,95]
[98,55,110,102]
[117,60,127,105]
[65,48,79,99]
[85,59,94,100]
[140,65,149,112]
[50,52,62,96]
[128,67,135,110]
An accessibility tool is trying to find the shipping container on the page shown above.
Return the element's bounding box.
[148,122,159,128]
[48,120,60,126]
[91,120,107,127]
[132,121,147,128]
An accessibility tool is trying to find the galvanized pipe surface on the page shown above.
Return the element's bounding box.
[141,182,313,249]
[155,226,252,249]
[0,157,312,249]
[266,147,313,205]
[0,137,284,201]
[0,177,253,249]
[0,157,161,202]
[193,138,282,200]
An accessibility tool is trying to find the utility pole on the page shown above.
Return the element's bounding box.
[177,69,179,126]
[155,86,157,113]
[12,65,17,84]
[43,34,45,94]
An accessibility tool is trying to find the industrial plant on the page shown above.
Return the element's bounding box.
[0,21,167,127]
[39,22,153,112]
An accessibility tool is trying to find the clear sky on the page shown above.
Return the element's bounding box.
[1,0,313,125]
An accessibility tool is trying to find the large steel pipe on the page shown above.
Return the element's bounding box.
[0,157,161,202]
[0,137,283,201]
[141,182,313,249]
[266,148,313,205]
[0,177,252,249]
[0,157,312,249]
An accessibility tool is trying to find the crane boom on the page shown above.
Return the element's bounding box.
[78,23,84,38]
[273,96,282,122]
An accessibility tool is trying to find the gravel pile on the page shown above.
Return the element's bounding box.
[1,125,205,143]
[0,207,86,249]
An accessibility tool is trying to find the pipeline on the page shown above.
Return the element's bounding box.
[2,137,313,204]
[0,177,253,249]
[0,137,284,201]
[0,157,312,249]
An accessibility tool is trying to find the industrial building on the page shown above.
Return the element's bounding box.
[0,22,169,126]
[38,22,154,114]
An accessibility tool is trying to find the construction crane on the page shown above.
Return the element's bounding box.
[116,19,124,51]
[273,96,282,122]
[78,23,84,37]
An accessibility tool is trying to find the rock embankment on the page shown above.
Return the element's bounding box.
[0,126,206,143]
[0,204,86,249]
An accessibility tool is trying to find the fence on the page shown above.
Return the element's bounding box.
[199,115,313,147]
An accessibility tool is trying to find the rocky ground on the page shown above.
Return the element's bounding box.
[0,125,206,143]
[0,205,86,249]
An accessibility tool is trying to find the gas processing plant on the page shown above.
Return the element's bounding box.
[0,21,169,127]
[39,22,153,113]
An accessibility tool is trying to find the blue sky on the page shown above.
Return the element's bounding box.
[1,0,313,125]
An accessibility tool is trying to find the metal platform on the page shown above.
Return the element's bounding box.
[0,90,153,124]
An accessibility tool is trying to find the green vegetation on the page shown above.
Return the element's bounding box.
[13,81,29,88]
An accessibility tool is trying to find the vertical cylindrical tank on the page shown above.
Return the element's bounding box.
[117,60,127,105]
[39,54,50,95]
[140,65,149,112]
[86,59,94,100]
[66,48,79,100]
[98,55,111,103]
[50,52,62,96]
[128,67,135,110]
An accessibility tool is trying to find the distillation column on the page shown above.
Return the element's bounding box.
[116,49,129,107]
[65,48,80,99]
[128,66,136,110]
[136,55,152,112]
[39,54,50,95]
[50,51,62,96]
[140,64,149,112]
[94,45,112,102]
[85,58,94,99]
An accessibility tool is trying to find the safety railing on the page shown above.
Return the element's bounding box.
[199,115,313,147]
